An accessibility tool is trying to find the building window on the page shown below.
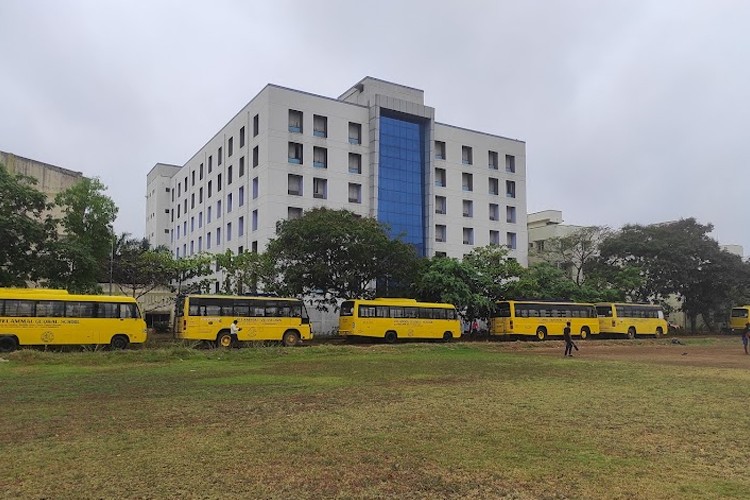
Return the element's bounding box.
[348,183,362,203]
[217,200,222,217]
[313,114,327,138]
[506,154,516,173]
[198,236,203,252]
[207,206,212,223]
[489,177,499,195]
[208,180,212,198]
[507,232,517,249]
[462,200,473,218]
[216,227,221,245]
[462,146,473,165]
[506,180,516,198]
[218,147,223,166]
[289,109,303,133]
[435,225,446,243]
[489,203,499,221]
[207,232,211,249]
[239,157,245,177]
[199,163,204,180]
[489,151,499,170]
[313,177,327,199]
[435,168,446,187]
[190,240,194,255]
[239,186,245,207]
[288,142,303,164]
[217,173,222,192]
[463,228,474,245]
[348,153,362,174]
[177,184,181,197]
[227,222,232,242]
[198,211,203,228]
[252,210,258,231]
[191,170,195,186]
[228,137,233,157]
[227,166,233,185]
[177,204,180,218]
[253,146,259,167]
[435,251,447,258]
[288,207,303,219]
[313,147,327,168]
[251,241,258,253]
[176,225,180,239]
[435,196,446,215]
[252,177,258,199]
[490,230,500,245]
[190,193,195,209]
[348,122,361,144]
[239,127,245,148]
[435,141,446,160]
[208,155,213,173]
[288,174,303,196]
[506,206,517,223]
[253,114,259,137]
[199,187,203,203]
[227,193,233,213]
[238,216,244,237]
[462,173,473,192]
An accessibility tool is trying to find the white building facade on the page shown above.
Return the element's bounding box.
[145,77,528,289]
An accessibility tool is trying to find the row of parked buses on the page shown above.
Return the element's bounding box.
[0,287,673,352]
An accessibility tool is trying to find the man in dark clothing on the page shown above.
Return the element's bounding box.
[563,321,574,357]
[743,323,750,355]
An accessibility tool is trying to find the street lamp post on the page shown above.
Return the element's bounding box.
[109,229,115,294]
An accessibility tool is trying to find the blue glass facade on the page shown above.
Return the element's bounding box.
[378,114,426,256]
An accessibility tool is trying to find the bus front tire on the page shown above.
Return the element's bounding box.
[580,327,590,340]
[110,335,129,350]
[443,332,453,343]
[536,328,547,341]
[282,330,300,347]
[384,331,397,344]
[0,336,18,353]
[216,331,233,348]
[627,327,636,340]
[655,327,664,338]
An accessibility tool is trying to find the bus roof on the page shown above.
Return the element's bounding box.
[345,298,456,308]
[186,294,301,302]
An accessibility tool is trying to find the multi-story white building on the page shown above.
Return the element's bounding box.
[145,77,528,289]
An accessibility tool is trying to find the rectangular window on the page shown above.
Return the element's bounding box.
[489,150,499,169]
[190,193,195,209]
[251,241,258,253]
[218,147,223,166]
[227,222,232,242]
[462,146,473,165]
[288,142,303,164]
[462,173,473,191]
[506,154,516,173]
[435,141,446,160]
[208,180,212,198]
[227,193,233,213]
[435,224,447,242]
[253,114,259,137]
[227,165,233,185]
[238,216,244,237]
[239,127,245,148]
[198,211,203,228]
[177,204,180,218]
[207,232,211,249]
[489,203,499,221]
[506,180,516,198]
[313,147,327,168]
[506,206,517,223]
[217,173,222,192]
[348,122,361,144]
[289,109,303,133]
[208,206,212,223]
[216,228,221,245]
[490,230,500,245]
[252,177,258,199]
[313,114,327,137]
[198,236,203,251]
[252,210,258,231]
[288,174,303,196]
[489,177,499,195]
[239,156,245,177]
[313,177,327,199]
[507,232,517,249]
[435,168,446,187]
[228,137,233,157]
[253,146,259,167]
[462,200,473,218]
[199,187,203,203]
[208,155,213,173]
[217,200,222,217]
[288,207,303,219]
[190,240,194,255]
[435,195,446,214]
[190,216,194,232]
[199,163,204,180]
[191,170,195,186]
[463,227,474,245]
[177,184,181,197]
[239,186,245,207]
[348,153,362,174]
[348,183,362,203]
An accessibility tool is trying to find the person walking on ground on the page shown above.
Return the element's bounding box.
[563,321,574,357]
[230,319,242,346]
[743,323,750,355]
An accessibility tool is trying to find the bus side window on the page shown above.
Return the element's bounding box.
[5,300,35,317]
[66,301,95,318]
[97,303,119,318]
[36,301,65,317]
[119,304,136,319]
[391,307,404,318]
[376,306,389,318]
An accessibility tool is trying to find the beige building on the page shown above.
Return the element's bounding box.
[527,210,584,265]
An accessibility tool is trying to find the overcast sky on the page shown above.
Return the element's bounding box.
[1,0,748,255]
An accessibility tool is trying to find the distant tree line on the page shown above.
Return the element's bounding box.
[3,161,749,330]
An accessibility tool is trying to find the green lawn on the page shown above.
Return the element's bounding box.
[1,341,750,499]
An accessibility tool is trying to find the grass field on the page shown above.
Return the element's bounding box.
[2,337,750,499]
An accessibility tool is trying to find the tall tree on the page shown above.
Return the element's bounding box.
[48,177,118,293]
[532,226,612,285]
[111,234,174,300]
[265,208,419,310]
[215,249,272,295]
[411,256,489,320]
[0,163,56,286]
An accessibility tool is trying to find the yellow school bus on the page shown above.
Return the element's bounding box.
[338,298,461,343]
[489,300,599,340]
[175,294,313,347]
[0,288,148,352]
[596,303,668,338]
[729,306,750,333]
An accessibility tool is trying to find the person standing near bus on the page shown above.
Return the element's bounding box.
[563,321,574,357]
[230,319,241,346]
[743,323,750,355]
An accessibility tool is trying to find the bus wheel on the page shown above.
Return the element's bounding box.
[110,335,129,350]
[580,327,590,340]
[655,327,664,338]
[0,336,18,353]
[536,328,547,341]
[627,327,636,340]
[442,332,453,343]
[282,330,300,347]
[216,331,233,348]
[384,331,397,344]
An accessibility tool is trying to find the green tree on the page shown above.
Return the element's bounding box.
[532,226,612,285]
[0,163,56,286]
[111,234,174,300]
[265,208,419,310]
[48,178,118,293]
[172,253,214,295]
[462,245,525,316]
[215,249,272,295]
[411,256,489,321]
